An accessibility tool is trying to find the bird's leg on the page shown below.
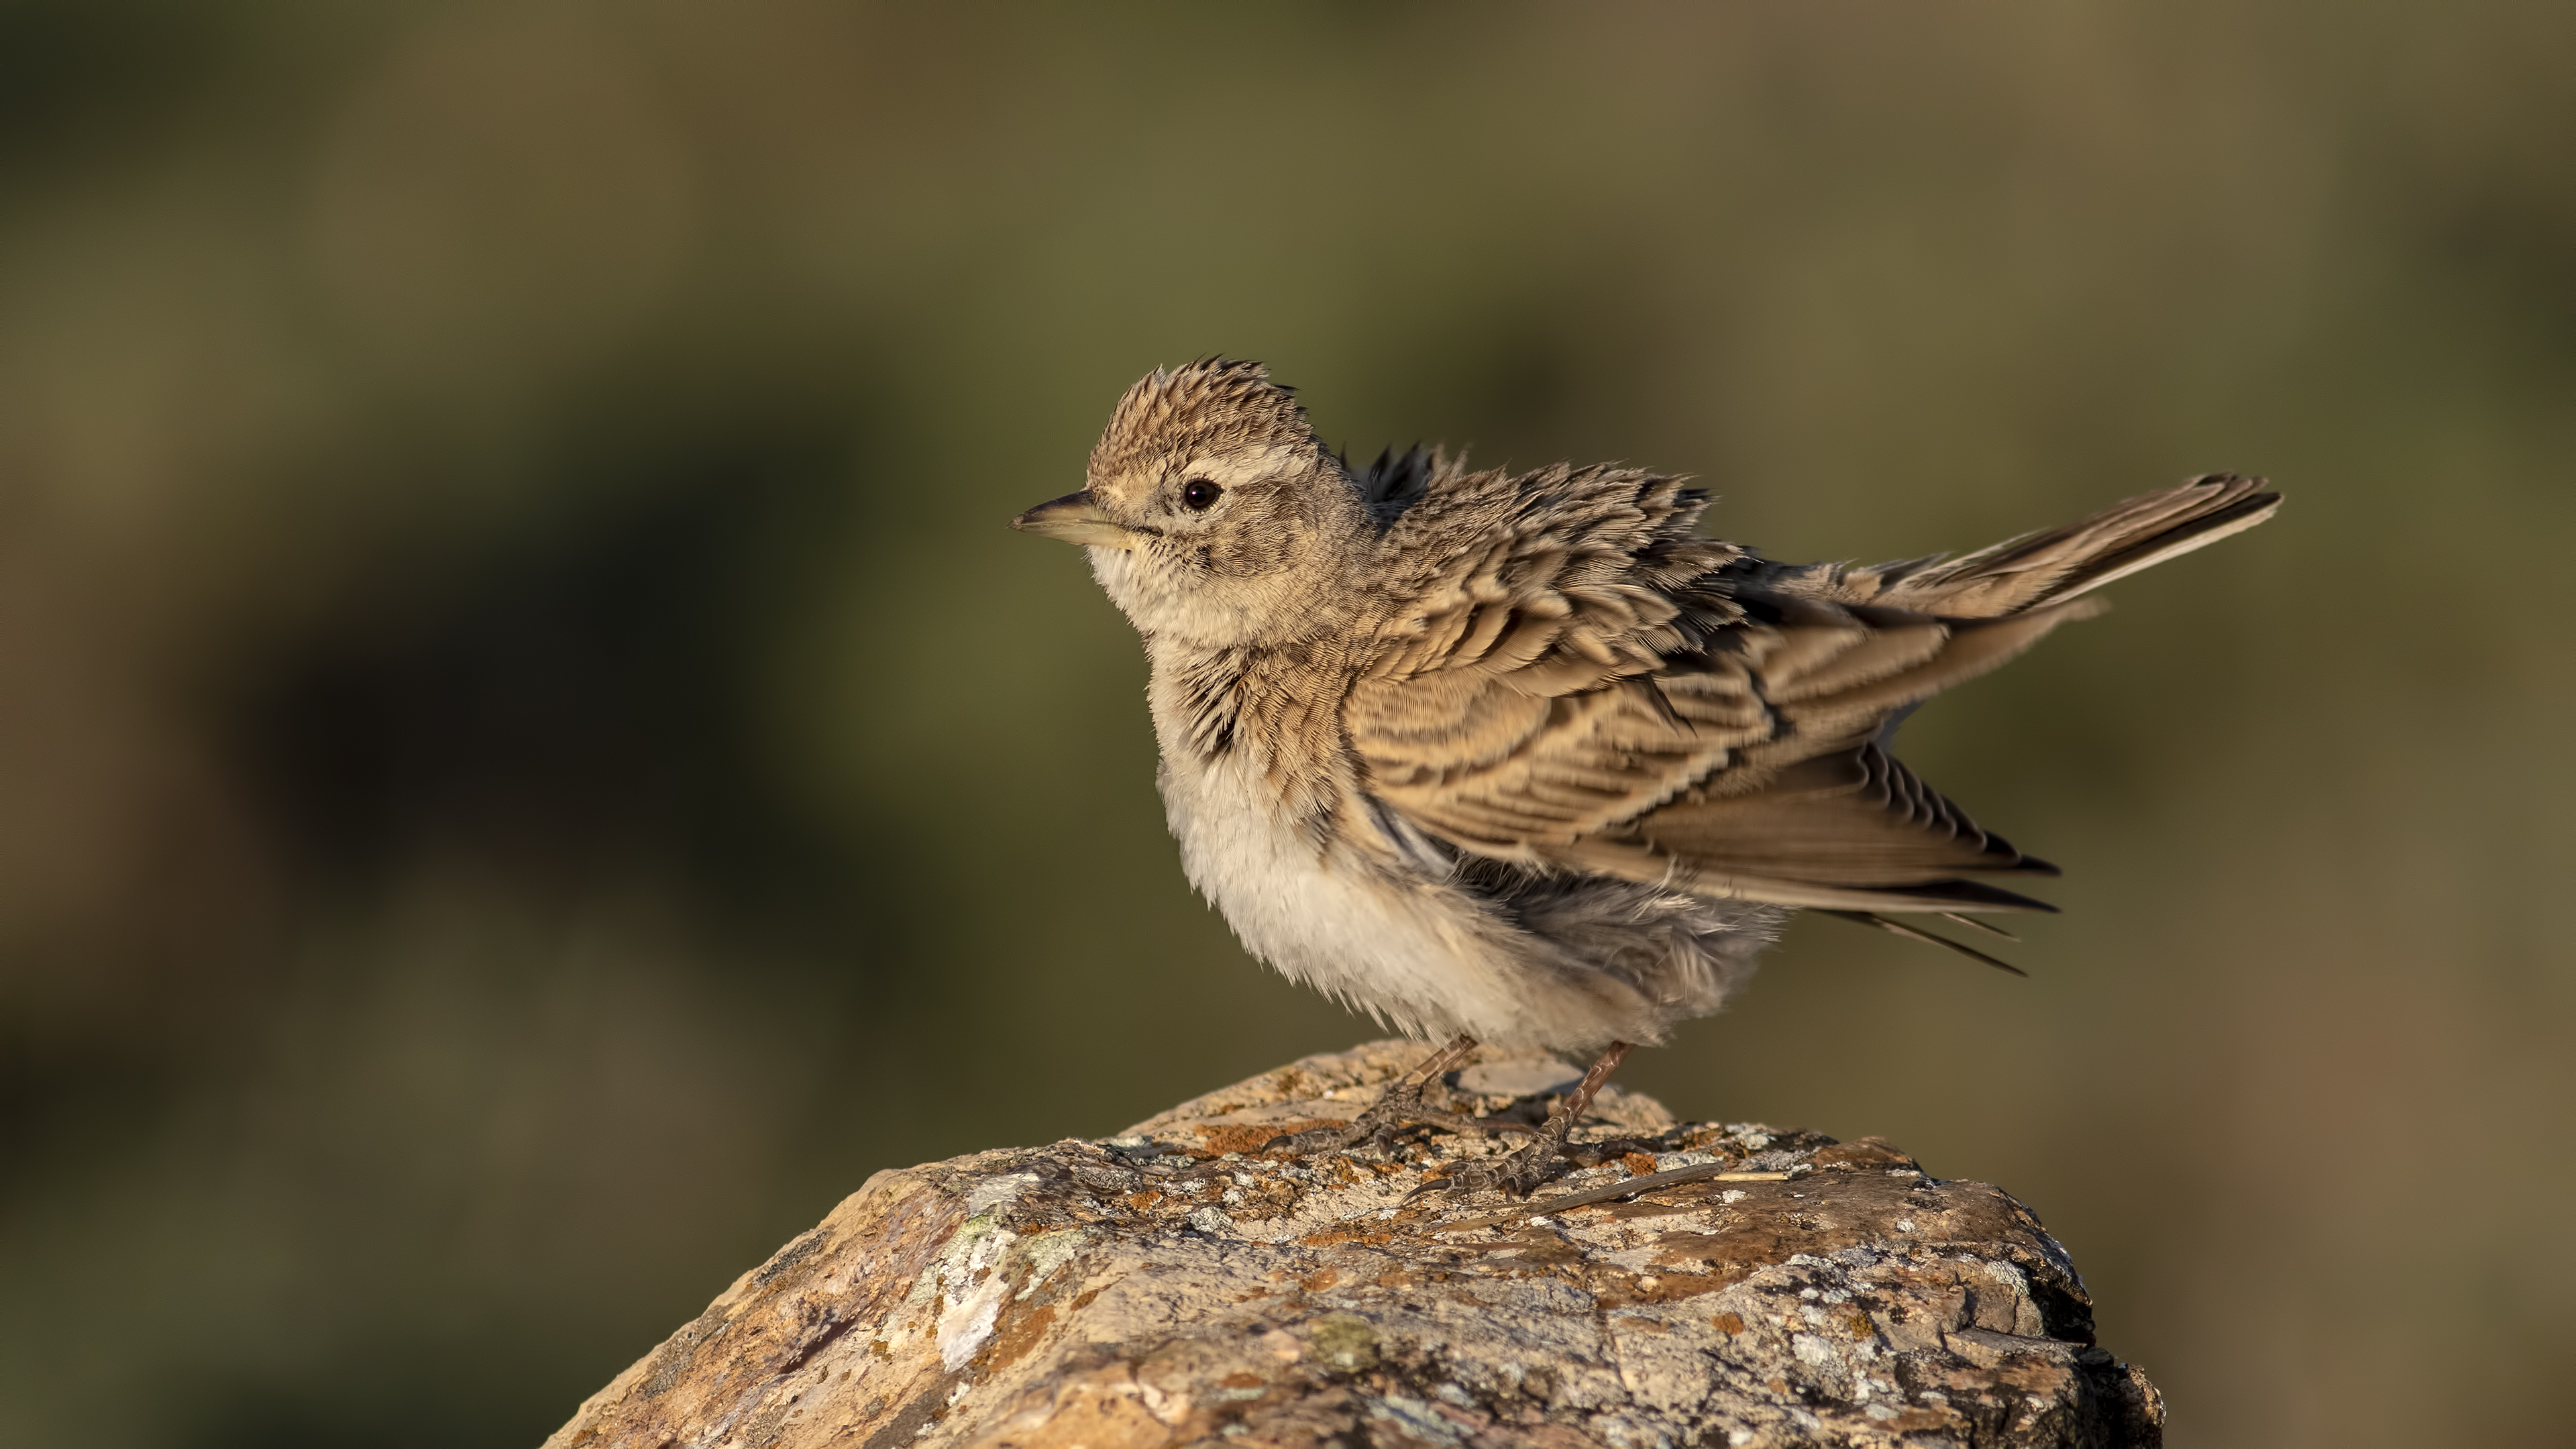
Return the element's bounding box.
[1263,1034,1485,1154]
[1424,1040,1633,1199]
[1339,1034,1487,1148]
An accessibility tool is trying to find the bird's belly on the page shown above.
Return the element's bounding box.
[1156,753,1623,1046]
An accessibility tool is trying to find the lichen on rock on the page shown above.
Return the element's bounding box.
[546,1041,2162,1449]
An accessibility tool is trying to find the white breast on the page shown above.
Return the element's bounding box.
[1153,745,1649,1049]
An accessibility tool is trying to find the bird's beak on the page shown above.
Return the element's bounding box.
[1010,490,1139,549]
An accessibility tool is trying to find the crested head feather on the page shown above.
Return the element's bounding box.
[1087,358,1317,489]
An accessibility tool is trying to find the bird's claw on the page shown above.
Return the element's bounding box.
[1256,1126,1348,1155]
[1263,1064,1493,1158]
[1417,1114,1579,1199]
[1260,1036,1501,1160]
[1256,1087,1429,1158]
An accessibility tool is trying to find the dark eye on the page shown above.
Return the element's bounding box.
[1181,478,1222,511]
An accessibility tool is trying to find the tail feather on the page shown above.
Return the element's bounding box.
[1763,474,2284,620]
[1822,910,2029,975]
[1876,473,2281,618]
[1686,472,2282,954]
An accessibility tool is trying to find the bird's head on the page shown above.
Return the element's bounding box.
[1012,358,1365,647]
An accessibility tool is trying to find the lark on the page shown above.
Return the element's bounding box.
[1013,358,2277,1195]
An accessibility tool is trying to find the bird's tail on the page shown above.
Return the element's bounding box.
[1864,473,2281,619]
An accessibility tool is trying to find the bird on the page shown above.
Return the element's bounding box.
[1011,357,2279,1196]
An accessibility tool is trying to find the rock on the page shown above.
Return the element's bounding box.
[545,1042,2162,1449]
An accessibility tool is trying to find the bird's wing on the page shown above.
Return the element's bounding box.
[1347,468,2273,911]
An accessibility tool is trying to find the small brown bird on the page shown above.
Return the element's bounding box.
[1013,358,2277,1195]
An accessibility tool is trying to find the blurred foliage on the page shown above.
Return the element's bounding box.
[0,2,2569,1446]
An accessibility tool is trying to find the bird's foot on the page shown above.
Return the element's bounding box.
[1262,1034,1485,1155]
[1419,1106,1580,1198]
[1414,1040,1635,1199]
[1331,1077,1491,1153]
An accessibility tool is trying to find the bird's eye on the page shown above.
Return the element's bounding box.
[1181,478,1222,511]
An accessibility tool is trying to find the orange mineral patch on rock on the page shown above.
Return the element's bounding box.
[981,1303,1057,1373]
[1188,1120,1342,1157]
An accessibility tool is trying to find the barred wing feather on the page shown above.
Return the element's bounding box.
[1346,466,2277,912]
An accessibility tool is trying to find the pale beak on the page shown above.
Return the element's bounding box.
[1010,490,1139,549]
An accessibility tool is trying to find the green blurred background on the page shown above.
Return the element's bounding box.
[0,3,2568,1445]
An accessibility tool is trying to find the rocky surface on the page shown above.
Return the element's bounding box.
[545,1042,2161,1449]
